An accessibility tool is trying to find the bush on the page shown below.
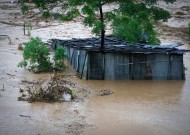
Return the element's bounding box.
[54,46,67,71]
[18,37,67,72]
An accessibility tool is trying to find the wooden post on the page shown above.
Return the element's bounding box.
[2,84,5,91]
[24,21,26,35]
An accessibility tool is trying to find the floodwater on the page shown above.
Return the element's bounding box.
[81,43,190,135]
[1,42,190,135]
[82,80,190,135]
[1,1,190,134]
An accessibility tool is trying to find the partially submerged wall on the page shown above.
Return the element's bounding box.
[63,45,185,80]
[51,37,187,80]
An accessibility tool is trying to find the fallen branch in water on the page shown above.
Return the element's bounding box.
[19,114,31,118]
[97,89,113,96]
[0,35,12,44]
[0,21,23,26]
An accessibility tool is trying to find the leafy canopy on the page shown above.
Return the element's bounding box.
[19,0,176,44]
[112,1,172,44]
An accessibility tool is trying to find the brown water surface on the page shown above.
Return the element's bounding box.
[80,43,190,135]
[81,80,190,135]
[1,38,190,135]
[1,1,190,134]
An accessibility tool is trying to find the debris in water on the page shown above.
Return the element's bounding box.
[19,114,31,118]
[19,88,24,93]
[18,74,77,102]
[1,84,5,91]
[6,73,15,77]
[74,109,79,114]
[17,43,23,50]
[65,122,85,135]
[97,89,113,96]
[0,35,12,44]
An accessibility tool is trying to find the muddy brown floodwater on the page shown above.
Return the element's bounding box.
[80,30,190,135]
[1,0,190,135]
[81,80,190,135]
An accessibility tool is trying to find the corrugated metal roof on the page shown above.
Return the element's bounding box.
[50,36,190,54]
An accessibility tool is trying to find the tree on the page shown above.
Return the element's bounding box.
[112,1,174,44]
[19,0,176,47]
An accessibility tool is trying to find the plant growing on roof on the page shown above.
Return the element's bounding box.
[18,0,176,46]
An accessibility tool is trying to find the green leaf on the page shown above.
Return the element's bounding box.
[20,37,53,72]
[92,21,105,35]
[42,10,51,19]
[53,45,67,71]
[21,4,29,14]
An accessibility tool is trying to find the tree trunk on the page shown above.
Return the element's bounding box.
[99,3,105,50]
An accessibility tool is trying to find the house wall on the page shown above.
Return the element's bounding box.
[170,54,184,80]
[64,46,185,80]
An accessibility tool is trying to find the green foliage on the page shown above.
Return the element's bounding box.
[60,9,80,21]
[71,88,77,99]
[18,37,67,72]
[21,4,29,14]
[112,16,160,44]
[19,0,176,45]
[53,46,67,71]
[150,6,171,21]
[42,10,51,19]
[18,37,52,72]
[18,60,27,67]
[111,1,171,44]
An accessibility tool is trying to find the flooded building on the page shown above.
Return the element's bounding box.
[51,36,189,80]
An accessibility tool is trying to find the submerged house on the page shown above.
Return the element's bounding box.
[51,36,189,80]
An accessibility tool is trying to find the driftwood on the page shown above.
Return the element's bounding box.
[18,74,76,102]
[0,21,23,26]
[0,35,12,44]
[1,84,5,91]
[97,89,113,96]
[17,43,23,50]
[19,115,31,118]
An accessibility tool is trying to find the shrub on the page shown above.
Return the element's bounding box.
[18,37,67,72]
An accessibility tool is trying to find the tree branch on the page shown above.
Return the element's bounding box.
[101,1,109,6]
